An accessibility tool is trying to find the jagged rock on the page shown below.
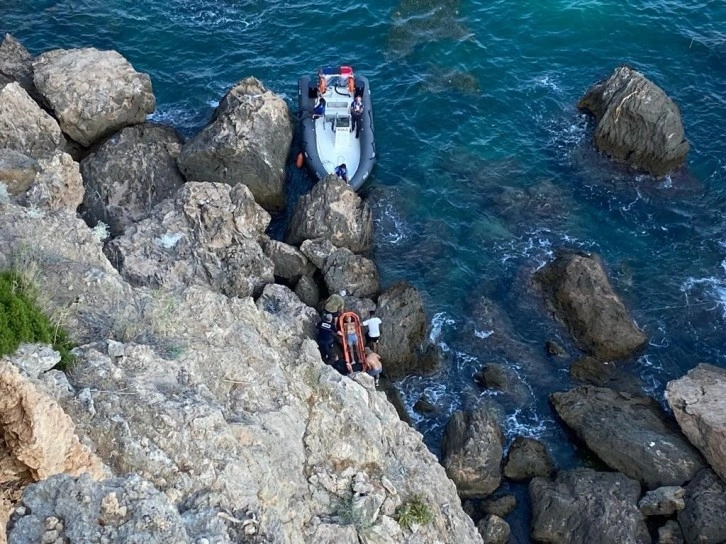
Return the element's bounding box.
[177,77,291,210]
[639,486,685,516]
[6,344,60,379]
[376,282,427,377]
[530,468,649,544]
[80,123,185,236]
[286,176,373,253]
[323,248,380,299]
[294,274,320,308]
[7,473,191,544]
[571,355,644,395]
[578,65,689,177]
[678,469,726,544]
[665,364,726,481]
[0,360,106,544]
[477,514,510,544]
[441,408,504,498]
[551,386,705,488]
[503,436,555,481]
[19,151,83,211]
[340,296,376,320]
[105,182,274,298]
[0,149,39,195]
[0,201,483,543]
[300,237,338,270]
[256,283,319,347]
[261,237,314,282]
[482,495,516,518]
[534,250,647,361]
[33,48,155,147]
[0,82,66,159]
[657,520,684,544]
[413,394,437,414]
[0,34,38,102]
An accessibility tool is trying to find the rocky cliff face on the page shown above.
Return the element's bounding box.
[0,202,482,543]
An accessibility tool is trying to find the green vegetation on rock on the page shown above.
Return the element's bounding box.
[395,494,434,529]
[0,270,74,368]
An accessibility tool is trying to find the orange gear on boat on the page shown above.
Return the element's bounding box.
[318,75,327,95]
[347,76,355,93]
[296,152,304,168]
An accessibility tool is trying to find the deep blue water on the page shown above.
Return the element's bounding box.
[4,1,726,540]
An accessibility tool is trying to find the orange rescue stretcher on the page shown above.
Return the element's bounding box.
[337,311,367,371]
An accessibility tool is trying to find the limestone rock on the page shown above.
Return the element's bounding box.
[503,436,555,481]
[441,408,504,498]
[300,237,338,270]
[0,34,38,101]
[534,250,647,361]
[6,344,60,379]
[551,386,705,488]
[0,149,39,196]
[639,486,685,517]
[481,495,516,518]
[657,520,684,544]
[294,274,320,308]
[20,151,83,211]
[7,473,191,544]
[323,248,380,299]
[80,123,185,236]
[286,176,373,253]
[665,363,726,481]
[105,182,274,298]
[678,469,726,544]
[376,282,427,377]
[261,237,314,282]
[530,468,649,544]
[578,65,689,177]
[256,283,319,347]
[177,77,291,210]
[476,514,510,544]
[0,82,66,159]
[33,48,155,147]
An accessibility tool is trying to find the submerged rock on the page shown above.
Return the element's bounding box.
[578,65,689,177]
[535,250,647,361]
[503,436,555,481]
[33,47,155,147]
[177,77,292,210]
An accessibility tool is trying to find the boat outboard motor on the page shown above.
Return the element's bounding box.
[354,77,365,98]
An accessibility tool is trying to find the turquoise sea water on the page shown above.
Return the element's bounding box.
[4,0,726,540]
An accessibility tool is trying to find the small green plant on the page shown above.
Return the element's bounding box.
[394,494,434,530]
[0,271,75,368]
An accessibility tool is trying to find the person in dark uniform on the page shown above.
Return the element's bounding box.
[350,95,364,139]
[334,163,348,183]
[316,313,336,361]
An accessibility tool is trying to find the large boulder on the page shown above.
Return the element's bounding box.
[19,151,84,212]
[105,182,274,298]
[80,123,185,236]
[286,176,373,253]
[502,436,555,481]
[534,250,647,361]
[665,364,726,481]
[0,82,66,158]
[256,283,319,347]
[578,65,689,177]
[177,77,291,210]
[530,468,650,544]
[33,48,155,147]
[678,469,726,544]
[0,149,40,196]
[551,386,705,488]
[375,282,428,377]
[7,473,192,544]
[323,248,380,298]
[570,355,644,395]
[260,237,314,283]
[441,408,504,498]
[0,34,39,102]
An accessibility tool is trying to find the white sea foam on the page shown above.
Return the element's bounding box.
[429,312,455,346]
[373,198,411,246]
[681,276,726,319]
[474,329,494,339]
[503,408,551,440]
